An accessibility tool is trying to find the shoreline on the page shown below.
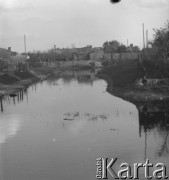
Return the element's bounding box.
[0,67,61,97]
[0,64,95,98]
[1,65,169,106]
[0,77,39,97]
[97,73,169,105]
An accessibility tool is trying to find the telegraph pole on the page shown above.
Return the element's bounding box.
[146,30,149,48]
[24,34,27,54]
[142,23,145,49]
[54,44,56,52]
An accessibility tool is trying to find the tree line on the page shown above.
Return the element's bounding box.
[142,20,169,78]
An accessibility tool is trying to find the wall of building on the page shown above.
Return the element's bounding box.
[103,53,111,61]
[46,60,102,69]
[90,51,104,61]
[120,52,139,61]
[104,52,139,62]
[0,49,11,59]
[112,53,120,61]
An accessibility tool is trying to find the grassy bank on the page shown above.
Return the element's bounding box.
[0,66,60,97]
[0,61,96,97]
[99,60,143,88]
[98,61,169,103]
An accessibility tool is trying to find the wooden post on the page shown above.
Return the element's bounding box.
[24,34,27,54]
[143,23,145,49]
[146,30,148,48]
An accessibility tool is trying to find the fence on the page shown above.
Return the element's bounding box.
[103,52,139,63]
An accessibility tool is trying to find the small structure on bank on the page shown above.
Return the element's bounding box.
[0,47,29,72]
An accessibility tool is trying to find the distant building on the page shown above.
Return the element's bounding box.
[120,52,139,62]
[55,48,63,54]
[103,52,112,61]
[112,53,120,61]
[0,47,17,59]
[103,51,139,63]
[73,52,84,61]
[90,50,104,61]
[0,47,29,68]
[73,46,92,61]
[126,44,140,52]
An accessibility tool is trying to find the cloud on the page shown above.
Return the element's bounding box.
[0,0,31,12]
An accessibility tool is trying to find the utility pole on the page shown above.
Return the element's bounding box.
[142,23,145,49]
[24,34,27,54]
[54,44,56,52]
[146,30,149,48]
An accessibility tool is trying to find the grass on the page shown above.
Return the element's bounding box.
[0,74,19,85]
[101,61,143,88]
[142,60,169,78]
[14,72,35,80]
[0,71,36,85]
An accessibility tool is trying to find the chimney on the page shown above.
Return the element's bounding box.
[54,44,56,52]
[8,47,11,51]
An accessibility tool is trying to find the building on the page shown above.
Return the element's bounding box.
[0,47,29,71]
[103,52,139,63]
[126,44,140,52]
[90,50,104,61]
[103,52,112,61]
[0,47,17,60]
[73,46,92,61]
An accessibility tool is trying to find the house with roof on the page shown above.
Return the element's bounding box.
[73,46,92,61]
[0,47,29,71]
[90,47,104,61]
[0,47,17,60]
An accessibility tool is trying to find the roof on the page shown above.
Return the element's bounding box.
[0,48,17,55]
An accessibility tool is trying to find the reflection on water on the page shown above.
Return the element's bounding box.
[138,102,169,159]
[0,70,169,180]
[0,89,28,113]
[63,112,109,121]
[0,89,25,143]
[0,97,3,112]
[0,114,22,144]
[47,70,97,87]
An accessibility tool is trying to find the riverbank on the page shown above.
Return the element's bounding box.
[0,66,61,97]
[111,85,169,103]
[2,61,169,104]
[97,63,169,104]
[0,60,99,97]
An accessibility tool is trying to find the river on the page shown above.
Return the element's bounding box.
[0,70,169,180]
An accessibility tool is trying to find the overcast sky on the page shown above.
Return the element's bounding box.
[0,0,169,52]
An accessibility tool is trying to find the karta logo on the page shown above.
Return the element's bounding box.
[96,158,168,179]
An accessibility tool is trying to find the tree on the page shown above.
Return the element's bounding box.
[133,46,140,52]
[151,21,169,63]
[103,40,120,53]
[103,41,109,52]
[117,44,127,52]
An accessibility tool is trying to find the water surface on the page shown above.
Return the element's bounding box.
[0,71,169,180]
